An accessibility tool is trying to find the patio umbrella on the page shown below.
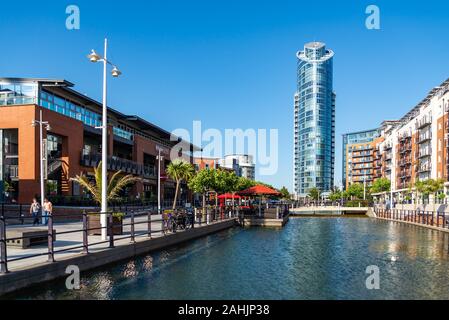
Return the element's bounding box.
[238,185,281,196]
[238,185,280,216]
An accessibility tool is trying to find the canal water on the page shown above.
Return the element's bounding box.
[8,218,449,300]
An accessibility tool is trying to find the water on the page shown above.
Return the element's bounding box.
[7,218,449,300]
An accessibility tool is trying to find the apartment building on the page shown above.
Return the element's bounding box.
[342,128,380,189]
[0,78,199,204]
[219,154,256,180]
[345,78,449,202]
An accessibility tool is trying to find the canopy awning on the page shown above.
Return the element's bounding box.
[238,185,280,196]
[217,193,242,199]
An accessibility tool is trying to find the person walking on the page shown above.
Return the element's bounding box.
[42,198,53,225]
[29,198,41,226]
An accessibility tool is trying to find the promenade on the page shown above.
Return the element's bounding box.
[0,212,238,296]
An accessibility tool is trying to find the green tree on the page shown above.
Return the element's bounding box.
[346,183,364,200]
[427,178,445,211]
[166,159,195,210]
[236,176,256,191]
[370,178,391,194]
[70,161,140,205]
[279,187,291,200]
[329,188,343,202]
[415,180,429,205]
[308,187,320,201]
[188,169,218,208]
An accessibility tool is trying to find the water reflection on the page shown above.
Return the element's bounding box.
[8,218,449,300]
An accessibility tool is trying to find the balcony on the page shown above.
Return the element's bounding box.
[399,133,411,142]
[81,152,157,178]
[400,144,412,153]
[399,158,412,167]
[417,117,432,130]
[418,150,431,158]
[417,134,432,144]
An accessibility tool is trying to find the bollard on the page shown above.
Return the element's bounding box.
[130,211,136,243]
[47,215,55,262]
[108,213,115,248]
[148,210,152,238]
[82,211,89,254]
[0,214,8,273]
[206,208,210,225]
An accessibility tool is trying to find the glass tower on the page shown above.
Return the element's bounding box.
[294,42,335,198]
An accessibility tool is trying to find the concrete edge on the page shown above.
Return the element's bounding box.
[375,217,449,234]
[0,219,238,297]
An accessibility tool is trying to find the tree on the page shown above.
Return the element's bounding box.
[166,159,195,210]
[427,178,445,211]
[308,188,320,201]
[188,169,218,208]
[329,188,343,202]
[415,180,429,205]
[279,187,291,200]
[346,183,364,200]
[370,178,390,194]
[70,161,140,205]
[237,176,256,191]
[221,171,241,206]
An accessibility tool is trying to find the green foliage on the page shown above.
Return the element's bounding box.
[188,168,219,194]
[370,178,391,193]
[329,188,343,202]
[279,187,291,200]
[308,187,320,200]
[346,183,364,200]
[166,159,195,209]
[236,176,256,191]
[345,200,370,207]
[70,161,140,205]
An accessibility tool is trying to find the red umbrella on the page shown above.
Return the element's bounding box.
[238,185,280,217]
[217,193,242,199]
[238,185,280,196]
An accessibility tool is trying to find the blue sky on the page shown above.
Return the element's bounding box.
[2,0,449,190]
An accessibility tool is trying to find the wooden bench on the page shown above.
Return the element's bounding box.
[6,228,56,249]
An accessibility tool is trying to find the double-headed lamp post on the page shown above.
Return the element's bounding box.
[87,38,122,240]
[31,110,51,212]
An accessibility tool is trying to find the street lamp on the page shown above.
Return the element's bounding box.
[156,146,164,215]
[87,38,122,240]
[31,110,51,213]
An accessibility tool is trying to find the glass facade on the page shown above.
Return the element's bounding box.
[0,80,136,142]
[342,128,380,189]
[294,42,335,197]
[0,83,37,105]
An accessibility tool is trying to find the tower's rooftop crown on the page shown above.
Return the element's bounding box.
[304,42,325,50]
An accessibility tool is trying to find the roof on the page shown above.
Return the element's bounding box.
[0,77,200,151]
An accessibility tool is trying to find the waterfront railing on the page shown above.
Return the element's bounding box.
[0,208,240,274]
[374,208,449,230]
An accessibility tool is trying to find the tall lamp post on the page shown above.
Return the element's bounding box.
[87,38,122,240]
[31,110,51,212]
[156,146,164,215]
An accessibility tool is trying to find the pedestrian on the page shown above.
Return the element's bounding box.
[30,198,40,226]
[42,198,53,225]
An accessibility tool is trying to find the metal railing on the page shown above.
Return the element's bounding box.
[0,207,240,274]
[374,208,449,230]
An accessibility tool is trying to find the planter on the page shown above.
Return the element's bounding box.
[87,214,124,236]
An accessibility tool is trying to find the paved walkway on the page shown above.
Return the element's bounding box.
[3,214,208,272]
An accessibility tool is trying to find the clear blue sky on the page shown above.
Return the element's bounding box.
[2,0,449,190]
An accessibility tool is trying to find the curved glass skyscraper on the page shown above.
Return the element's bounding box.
[294,42,335,198]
